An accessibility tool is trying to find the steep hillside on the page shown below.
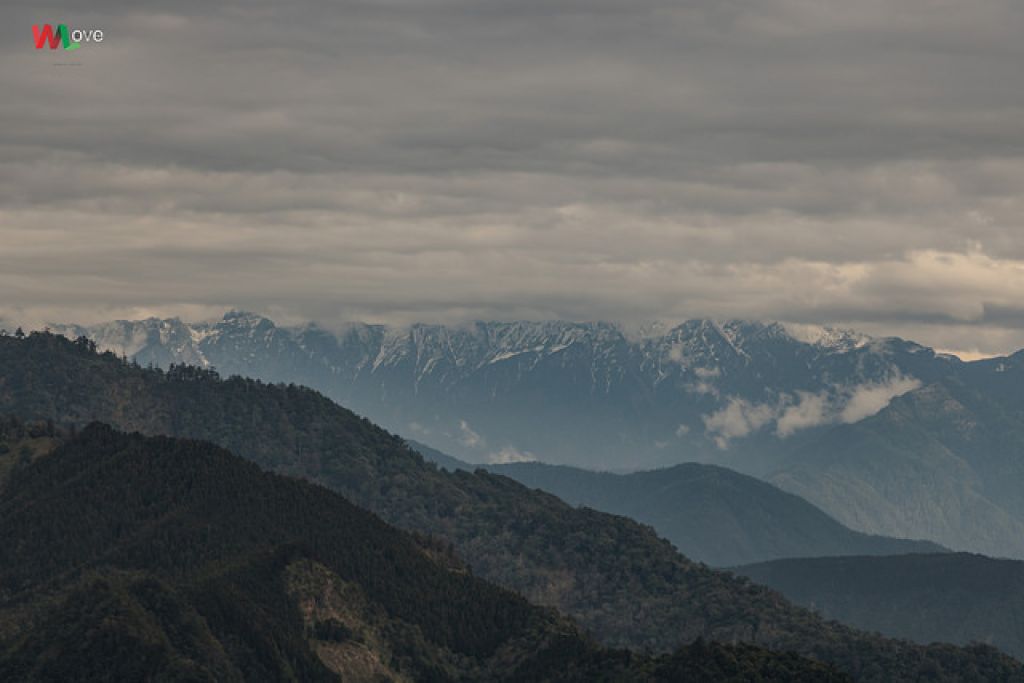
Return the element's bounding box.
[735,553,1024,660]
[0,422,855,682]
[0,424,563,681]
[417,450,944,566]
[0,333,1020,681]
[771,356,1024,557]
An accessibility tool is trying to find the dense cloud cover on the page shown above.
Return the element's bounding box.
[3,0,1024,355]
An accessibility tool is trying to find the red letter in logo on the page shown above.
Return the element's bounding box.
[33,24,62,49]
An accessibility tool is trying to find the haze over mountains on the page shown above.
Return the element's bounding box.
[2,331,1019,681]
[51,312,953,468]
[49,311,1024,558]
[410,441,943,567]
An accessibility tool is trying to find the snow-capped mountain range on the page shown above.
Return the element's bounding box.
[49,311,964,471]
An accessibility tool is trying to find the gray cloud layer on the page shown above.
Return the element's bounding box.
[3,0,1024,355]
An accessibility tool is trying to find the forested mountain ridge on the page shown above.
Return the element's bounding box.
[0,332,1020,681]
[735,553,1024,661]
[0,423,553,681]
[0,422,854,682]
[409,443,943,567]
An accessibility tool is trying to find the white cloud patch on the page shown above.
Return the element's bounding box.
[703,374,922,447]
[407,421,430,436]
[703,397,779,449]
[488,446,536,464]
[458,419,485,449]
[776,391,831,437]
[839,376,922,423]
[681,365,726,397]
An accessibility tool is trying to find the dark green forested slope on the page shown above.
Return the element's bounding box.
[410,441,943,567]
[735,553,1024,660]
[0,333,1020,681]
[0,423,547,682]
[0,422,852,682]
[410,439,474,473]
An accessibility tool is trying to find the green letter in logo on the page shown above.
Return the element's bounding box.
[59,25,81,51]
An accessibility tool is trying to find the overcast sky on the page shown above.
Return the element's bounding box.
[3,1,1024,356]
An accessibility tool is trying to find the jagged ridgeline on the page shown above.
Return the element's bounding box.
[0,422,850,681]
[50,313,957,472]
[0,333,1021,681]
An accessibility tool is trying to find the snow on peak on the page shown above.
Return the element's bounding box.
[782,323,871,351]
[220,310,273,328]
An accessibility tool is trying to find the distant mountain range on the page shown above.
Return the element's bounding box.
[410,441,944,567]
[49,311,957,472]
[1,332,1018,681]
[40,312,1024,557]
[735,553,1024,660]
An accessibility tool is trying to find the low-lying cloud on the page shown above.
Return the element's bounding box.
[776,391,831,438]
[458,419,485,449]
[703,375,923,447]
[839,377,923,424]
[702,398,779,449]
[488,446,536,464]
